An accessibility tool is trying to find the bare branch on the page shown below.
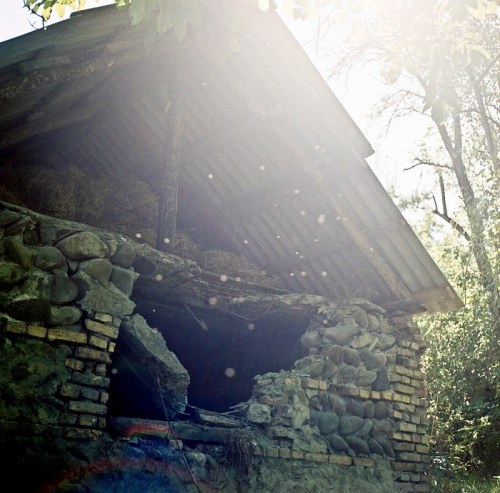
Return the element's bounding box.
[404,158,452,172]
[437,123,456,160]
[430,172,470,240]
[438,173,447,216]
[453,111,463,156]
[22,2,46,26]
[432,194,439,211]
[431,192,470,241]
[487,104,500,117]
[432,210,470,241]
[477,52,500,84]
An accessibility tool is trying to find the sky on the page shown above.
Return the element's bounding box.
[1,0,63,42]
[0,0,114,42]
[280,15,434,197]
[0,0,434,208]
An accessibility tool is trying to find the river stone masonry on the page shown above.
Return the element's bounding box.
[0,202,190,437]
[0,201,431,493]
[234,301,431,492]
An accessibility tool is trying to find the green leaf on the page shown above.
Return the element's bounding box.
[292,6,305,19]
[54,3,65,17]
[469,44,491,60]
[486,0,499,13]
[184,0,201,26]
[157,1,176,33]
[157,0,199,36]
[431,98,449,125]
[41,6,52,20]
[280,0,297,17]
[438,84,459,109]
[468,1,487,19]
[174,18,187,41]
[129,0,147,25]
[467,44,490,70]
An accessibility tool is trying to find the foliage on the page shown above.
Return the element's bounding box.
[23,0,87,21]
[430,474,500,493]
[221,431,255,476]
[287,0,500,281]
[22,0,270,41]
[420,265,499,476]
[23,0,199,40]
[404,192,499,478]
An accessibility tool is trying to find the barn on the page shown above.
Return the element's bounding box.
[0,2,461,492]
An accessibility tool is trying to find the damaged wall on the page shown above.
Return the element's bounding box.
[0,201,430,493]
[230,297,431,491]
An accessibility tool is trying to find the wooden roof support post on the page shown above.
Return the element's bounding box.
[156,75,182,253]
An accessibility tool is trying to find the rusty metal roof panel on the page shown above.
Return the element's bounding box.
[0,2,462,315]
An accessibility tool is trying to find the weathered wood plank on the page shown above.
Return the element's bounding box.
[156,82,182,252]
[109,416,255,444]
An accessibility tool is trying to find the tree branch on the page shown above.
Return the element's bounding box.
[22,1,46,25]
[431,194,470,241]
[477,52,500,84]
[466,66,500,181]
[438,173,447,216]
[436,114,496,294]
[437,121,456,159]
[453,111,462,156]
[404,158,452,172]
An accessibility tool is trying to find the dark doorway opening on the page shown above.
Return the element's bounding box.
[108,301,309,418]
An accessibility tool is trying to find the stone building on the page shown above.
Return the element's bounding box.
[0,1,461,492]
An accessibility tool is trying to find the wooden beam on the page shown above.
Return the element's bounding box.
[0,100,109,149]
[109,416,255,443]
[413,286,463,314]
[0,47,150,108]
[156,78,182,252]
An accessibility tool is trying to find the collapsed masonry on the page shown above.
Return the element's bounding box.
[0,201,430,493]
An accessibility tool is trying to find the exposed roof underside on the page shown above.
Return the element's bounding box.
[0,2,462,315]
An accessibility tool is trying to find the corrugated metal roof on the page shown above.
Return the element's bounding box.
[0,2,462,315]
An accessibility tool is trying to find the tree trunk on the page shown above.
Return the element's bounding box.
[466,68,500,187]
[437,114,499,325]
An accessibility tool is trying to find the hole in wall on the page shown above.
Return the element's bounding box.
[108,302,309,419]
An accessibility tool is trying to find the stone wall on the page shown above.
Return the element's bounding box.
[0,201,192,491]
[0,201,431,492]
[233,303,431,492]
[0,202,189,433]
